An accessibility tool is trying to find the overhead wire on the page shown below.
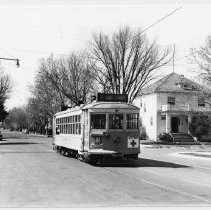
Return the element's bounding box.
[142,6,183,33]
[1,47,68,56]
[0,20,88,42]
[0,46,16,59]
[0,5,184,67]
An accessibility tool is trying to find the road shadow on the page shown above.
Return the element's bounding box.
[0,142,41,145]
[2,136,29,139]
[100,157,191,168]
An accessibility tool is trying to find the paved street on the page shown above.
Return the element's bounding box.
[0,131,211,207]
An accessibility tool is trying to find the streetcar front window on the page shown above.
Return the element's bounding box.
[109,114,123,129]
[91,114,106,129]
[126,114,139,129]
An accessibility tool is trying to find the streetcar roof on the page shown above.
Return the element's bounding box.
[54,102,139,117]
[82,101,139,110]
[54,106,82,117]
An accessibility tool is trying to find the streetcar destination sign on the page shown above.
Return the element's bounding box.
[97,93,128,102]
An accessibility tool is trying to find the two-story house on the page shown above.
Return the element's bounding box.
[139,73,211,141]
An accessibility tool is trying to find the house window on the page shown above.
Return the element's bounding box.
[161,115,166,120]
[168,97,175,105]
[150,117,153,126]
[198,97,205,107]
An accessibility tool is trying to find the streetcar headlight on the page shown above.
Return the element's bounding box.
[113,136,120,144]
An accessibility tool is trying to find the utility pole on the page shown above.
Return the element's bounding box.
[0,58,20,67]
[173,44,175,73]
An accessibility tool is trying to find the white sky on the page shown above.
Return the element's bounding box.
[1,0,211,110]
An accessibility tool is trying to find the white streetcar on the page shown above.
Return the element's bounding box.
[53,93,140,164]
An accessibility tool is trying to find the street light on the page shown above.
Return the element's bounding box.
[0,58,20,67]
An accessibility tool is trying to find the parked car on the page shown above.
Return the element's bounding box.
[0,131,3,141]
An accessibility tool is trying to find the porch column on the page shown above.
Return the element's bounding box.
[188,115,192,134]
[166,113,171,133]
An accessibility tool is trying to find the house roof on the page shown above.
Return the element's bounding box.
[141,72,210,95]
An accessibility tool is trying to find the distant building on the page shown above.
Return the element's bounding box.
[138,73,211,141]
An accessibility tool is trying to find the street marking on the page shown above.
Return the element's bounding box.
[145,158,211,172]
[169,152,211,170]
[193,165,211,170]
[142,168,211,188]
[104,168,211,204]
[171,152,211,162]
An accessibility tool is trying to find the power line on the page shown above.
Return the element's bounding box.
[0,7,183,45]
[174,52,195,62]
[0,47,68,56]
[0,6,184,61]
[0,21,88,42]
[0,46,16,59]
[142,6,183,33]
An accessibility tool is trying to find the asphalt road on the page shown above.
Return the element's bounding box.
[0,131,211,207]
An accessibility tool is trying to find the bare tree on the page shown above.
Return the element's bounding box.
[28,69,62,130]
[4,106,29,131]
[190,35,211,112]
[0,68,12,121]
[90,27,172,102]
[0,69,12,104]
[32,69,62,113]
[26,97,49,134]
[191,35,211,85]
[39,52,95,106]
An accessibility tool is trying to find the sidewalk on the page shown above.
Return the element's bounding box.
[140,139,202,146]
[28,133,48,137]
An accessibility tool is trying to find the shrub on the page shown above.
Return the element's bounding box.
[139,127,148,140]
[158,132,173,143]
[189,116,210,142]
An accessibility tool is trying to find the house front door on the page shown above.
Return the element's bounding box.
[171,117,179,133]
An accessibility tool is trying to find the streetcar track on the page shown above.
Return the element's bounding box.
[102,167,211,204]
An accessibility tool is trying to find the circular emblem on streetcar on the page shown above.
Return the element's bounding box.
[113,136,120,144]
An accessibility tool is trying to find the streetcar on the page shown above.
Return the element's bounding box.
[53,93,140,164]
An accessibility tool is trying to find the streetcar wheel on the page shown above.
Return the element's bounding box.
[61,148,65,155]
[96,159,102,166]
[75,153,79,159]
[56,146,60,153]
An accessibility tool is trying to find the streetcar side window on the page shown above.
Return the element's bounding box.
[91,114,106,129]
[109,114,123,129]
[55,115,81,135]
[126,114,139,129]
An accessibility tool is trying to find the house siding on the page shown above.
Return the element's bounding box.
[140,94,157,140]
[139,91,211,141]
[139,73,211,141]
